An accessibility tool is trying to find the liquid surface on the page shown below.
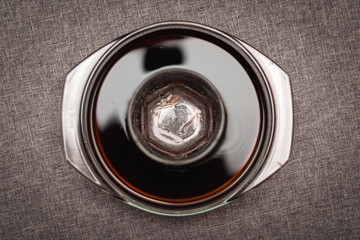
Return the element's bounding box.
[93,34,262,201]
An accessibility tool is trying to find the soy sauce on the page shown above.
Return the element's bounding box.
[91,31,263,202]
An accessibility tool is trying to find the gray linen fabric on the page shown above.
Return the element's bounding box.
[1,0,359,239]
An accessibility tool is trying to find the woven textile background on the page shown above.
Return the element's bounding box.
[1,0,359,239]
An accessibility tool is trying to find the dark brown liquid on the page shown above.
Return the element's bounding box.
[91,32,263,202]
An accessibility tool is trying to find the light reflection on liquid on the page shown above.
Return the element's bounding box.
[93,35,261,199]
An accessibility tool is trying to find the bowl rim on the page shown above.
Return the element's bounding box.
[78,21,275,216]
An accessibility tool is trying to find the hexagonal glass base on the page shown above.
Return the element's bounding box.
[128,70,225,166]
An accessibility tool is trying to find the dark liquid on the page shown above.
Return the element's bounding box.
[92,32,263,202]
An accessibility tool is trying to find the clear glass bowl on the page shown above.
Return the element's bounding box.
[62,22,293,216]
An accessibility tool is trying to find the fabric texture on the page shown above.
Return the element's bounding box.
[1,0,359,239]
